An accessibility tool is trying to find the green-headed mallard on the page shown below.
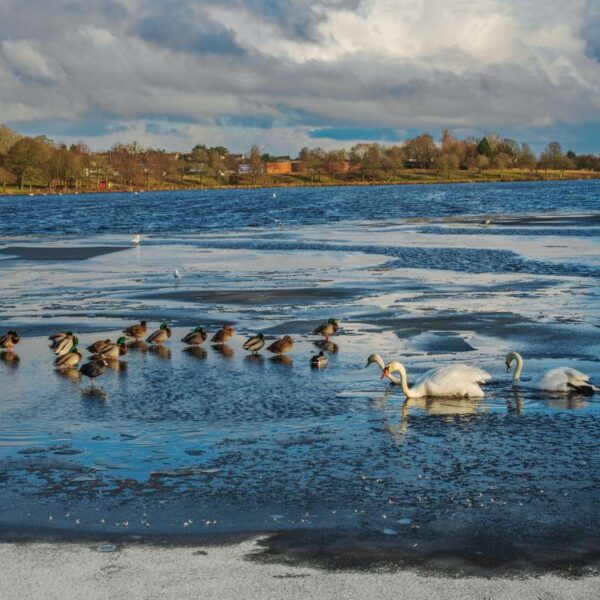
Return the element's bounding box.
[49,332,73,351]
[211,324,235,345]
[243,333,265,354]
[312,318,339,341]
[123,320,147,339]
[95,336,127,359]
[54,342,82,368]
[267,335,293,355]
[310,351,328,369]
[0,331,20,351]
[53,335,78,356]
[87,338,112,354]
[147,322,171,345]
[80,358,107,388]
[182,327,208,346]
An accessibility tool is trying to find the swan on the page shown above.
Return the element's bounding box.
[506,351,598,394]
[366,354,402,384]
[131,234,141,245]
[367,354,490,398]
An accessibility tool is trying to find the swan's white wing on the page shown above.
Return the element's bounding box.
[534,367,596,393]
[412,364,491,397]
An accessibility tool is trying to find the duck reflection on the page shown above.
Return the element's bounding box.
[545,394,588,410]
[127,340,148,353]
[212,344,233,359]
[0,350,20,369]
[313,340,339,354]
[55,366,80,382]
[244,353,264,366]
[270,354,293,367]
[105,359,128,373]
[148,345,171,360]
[184,346,208,360]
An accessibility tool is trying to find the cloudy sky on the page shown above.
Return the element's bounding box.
[1,0,599,154]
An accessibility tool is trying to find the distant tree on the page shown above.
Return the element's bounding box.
[516,143,536,172]
[403,134,437,168]
[5,137,51,188]
[382,146,404,179]
[248,145,263,182]
[434,153,460,177]
[305,147,326,182]
[476,136,494,159]
[494,152,512,177]
[324,149,346,180]
[475,155,490,172]
[539,141,572,173]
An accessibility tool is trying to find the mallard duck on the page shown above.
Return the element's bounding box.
[243,333,265,354]
[87,339,112,354]
[267,335,293,355]
[312,318,339,341]
[80,358,108,388]
[95,337,127,359]
[211,324,235,345]
[54,343,83,368]
[49,332,72,350]
[0,331,20,351]
[147,322,171,345]
[53,335,78,356]
[182,327,208,346]
[310,351,328,369]
[123,320,147,339]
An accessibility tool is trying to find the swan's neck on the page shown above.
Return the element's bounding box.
[372,355,402,384]
[392,363,415,398]
[512,352,523,381]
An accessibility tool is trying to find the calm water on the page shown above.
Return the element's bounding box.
[0,181,599,571]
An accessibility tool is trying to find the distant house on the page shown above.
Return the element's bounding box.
[265,157,292,175]
[238,164,252,174]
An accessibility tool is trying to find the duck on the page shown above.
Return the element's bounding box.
[54,342,83,368]
[243,333,265,354]
[367,354,490,398]
[310,351,328,369]
[267,335,293,355]
[87,339,112,354]
[53,335,78,356]
[181,327,208,346]
[147,322,172,345]
[0,331,20,351]
[211,324,235,345]
[123,320,147,339]
[312,318,339,341]
[95,336,127,359]
[80,358,108,389]
[506,351,598,394]
[49,332,73,350]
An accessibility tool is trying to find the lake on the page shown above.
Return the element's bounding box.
[0,180,599,573]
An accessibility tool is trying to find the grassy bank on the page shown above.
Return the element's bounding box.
[1,168,599,196]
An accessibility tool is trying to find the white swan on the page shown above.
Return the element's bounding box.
[367,354,490,398]
[131,234,141,245]
[366,354,402,384]
[506,351,598,394]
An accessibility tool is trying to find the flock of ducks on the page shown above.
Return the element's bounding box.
[0,318,341,389]
[1,319,598,397]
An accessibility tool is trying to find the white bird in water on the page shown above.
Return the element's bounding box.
[506,351,598,394]
[366,354,490,398]
[271,217,283,228]
[272,192,277,198]
[131,234,141,245]
[174,269,181,280]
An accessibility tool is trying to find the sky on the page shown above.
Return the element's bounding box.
[1,0,599,155]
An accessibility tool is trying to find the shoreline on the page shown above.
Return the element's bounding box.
[1,539,599,600]
[1,170,600,197]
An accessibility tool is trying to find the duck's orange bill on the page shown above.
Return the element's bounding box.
[381,368,389,380]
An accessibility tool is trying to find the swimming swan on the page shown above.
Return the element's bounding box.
[368,354,490,398]
[506,351,598,394]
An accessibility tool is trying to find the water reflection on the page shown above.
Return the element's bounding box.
[314,340,339,353]
[127,340,148,353]
[148,345,172,360]
[105,359,128,373]
[55,367,80,381]
[270,355,293,367]
[183,346,208,360]
[0,351,20,369]
[212,344,233,359]
[244,353,264,366]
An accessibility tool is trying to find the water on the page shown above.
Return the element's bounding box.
[0,180,599,572]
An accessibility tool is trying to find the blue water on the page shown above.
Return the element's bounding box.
[0,181,599,572]
[1,179,599,236]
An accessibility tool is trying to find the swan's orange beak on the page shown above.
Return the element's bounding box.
[380,368,389,380]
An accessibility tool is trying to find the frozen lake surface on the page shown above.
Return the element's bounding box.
[0,181,599,573]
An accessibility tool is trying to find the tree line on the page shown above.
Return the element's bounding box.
[0,128,598,191]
